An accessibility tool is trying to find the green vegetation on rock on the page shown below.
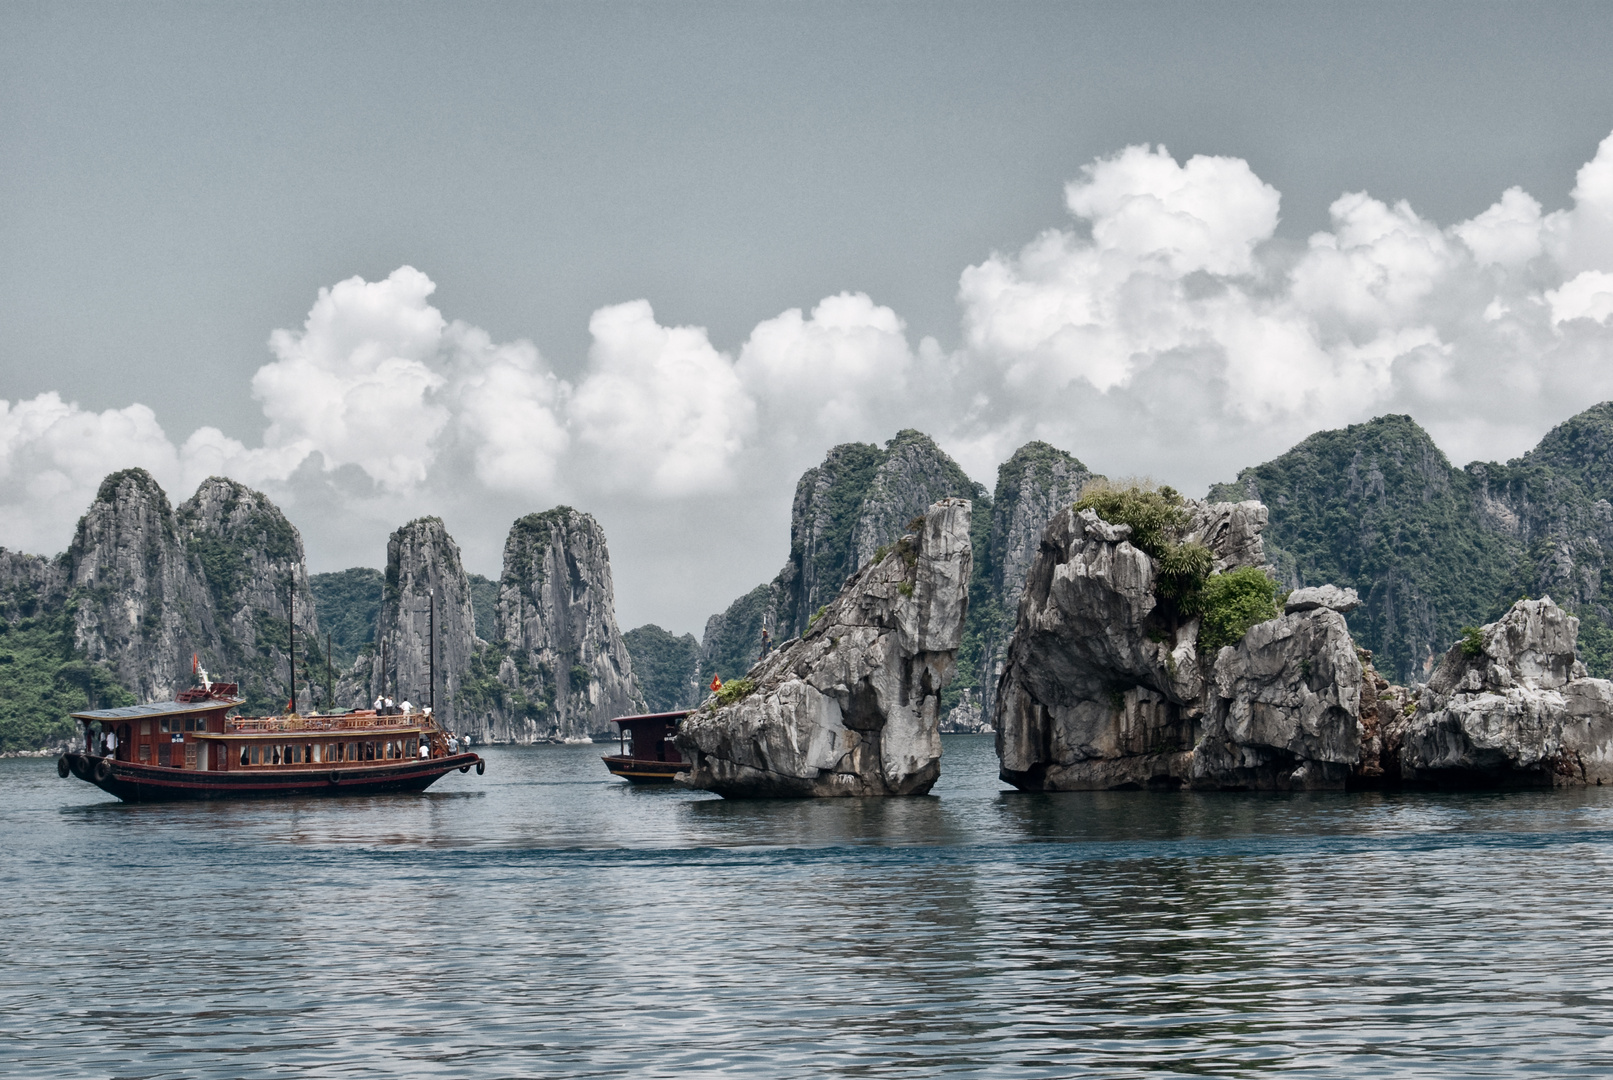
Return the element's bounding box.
[1196,568,1282,653]
[0,613,132,751]
[1074,482,1188,560]
[702,584,771,683]
[310,568,383,670]
[714,676,756,706]
[467,573,497,641]
[1209,409,1613,682]
[623,624,700,712]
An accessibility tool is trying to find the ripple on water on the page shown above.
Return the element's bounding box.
[5,737,1613,1077]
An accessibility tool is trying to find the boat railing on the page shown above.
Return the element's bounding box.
[226,712,428,734]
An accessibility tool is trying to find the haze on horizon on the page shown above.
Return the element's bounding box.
[6,1,1613,637]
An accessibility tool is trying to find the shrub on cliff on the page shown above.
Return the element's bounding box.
[1074,480,1187,560]
[1197,568,1282,652]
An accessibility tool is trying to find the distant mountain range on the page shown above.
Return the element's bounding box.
[7,402,1613,749]
[1211,403,1613,683]
[631,401,1613,715]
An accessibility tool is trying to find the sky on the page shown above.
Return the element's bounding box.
[6,1,1613,637]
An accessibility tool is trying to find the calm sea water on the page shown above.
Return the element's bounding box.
[4,736,1613,1078]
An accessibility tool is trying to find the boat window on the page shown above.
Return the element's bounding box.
[239,746,249,766]
[312,744,322,764]
[159,719,171,734]
[272,746,281,765]
[367,742,375,761]
[140,721,151,736]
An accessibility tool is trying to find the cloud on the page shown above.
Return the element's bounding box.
[10,132,1613,636]
[951,137,1613,480]
[571,300,755,497]
[255,266,450,491]
[736,292,918,447]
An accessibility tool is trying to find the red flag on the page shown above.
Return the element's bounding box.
[710,674,722,692]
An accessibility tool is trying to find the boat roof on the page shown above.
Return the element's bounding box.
[610,710,690,726]
[72,698,241,722]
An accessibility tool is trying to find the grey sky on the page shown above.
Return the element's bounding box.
[6,2,1613,636]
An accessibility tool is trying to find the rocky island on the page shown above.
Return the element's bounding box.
[677,498,972,797]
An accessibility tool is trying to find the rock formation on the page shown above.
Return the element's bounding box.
[961,442,1095,728]
[1399,597,1613,786]
[702,431,983,683]
[1209,403,1613,684]
[485,507,643,741]
[622,624,702,712]
[678,499,972,797]
[177,477,319,711]
[1192,587,1364,790]
[0,548,67,623]
[358,517,481,728]
[66,470,221,700]
[41,470,321,711]
[995,494,1369,791]
[1350,649,1418,787]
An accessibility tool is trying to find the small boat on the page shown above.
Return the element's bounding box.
[58,679,483,803]
[601,710,690,783]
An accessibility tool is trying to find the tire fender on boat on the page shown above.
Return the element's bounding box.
[475,759,485,775]
[94,758,112,783]
[459,762,471,773]
[57,755,71,778]
[328,770,341,785]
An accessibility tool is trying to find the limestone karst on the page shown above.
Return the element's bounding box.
[353,517,481,729]
[1398,597,1613,786]
[1210,403,1613,684]
[477,507,644,741]
[995,491,1372,791]
[969,441,1095,726]
[0,469,319,746]
[700,431,983,684]
[678,499,972,797]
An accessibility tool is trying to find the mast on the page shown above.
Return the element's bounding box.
[288,583,296,714]
[327,632,333,714]
[429,589,436,715]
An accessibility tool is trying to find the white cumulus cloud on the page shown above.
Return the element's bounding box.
[571,300,756,497]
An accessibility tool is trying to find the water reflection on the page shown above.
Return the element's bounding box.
[5,736,1613,1077]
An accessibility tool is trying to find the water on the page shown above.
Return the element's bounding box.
[5,736,1613,1078]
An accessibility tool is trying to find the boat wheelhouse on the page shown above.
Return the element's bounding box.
[58,680,483,803]
[601,710,691,784]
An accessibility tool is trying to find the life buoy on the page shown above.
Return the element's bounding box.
[459,763,471,773]
[57,756,70,778]
[328,770,341,785]
[475,759,485,775]
[94,759,113,783]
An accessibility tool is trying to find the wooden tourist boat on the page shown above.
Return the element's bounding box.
[57,679,483,803]
[602,710,691,783]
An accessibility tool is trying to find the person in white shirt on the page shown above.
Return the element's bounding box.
[104,729,118,757]
[447,733,460,754]
[419,740,429,759]
[400,699,412,714]
[373,695,384,712]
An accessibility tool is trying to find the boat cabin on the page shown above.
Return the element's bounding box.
[601,710,691,783]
